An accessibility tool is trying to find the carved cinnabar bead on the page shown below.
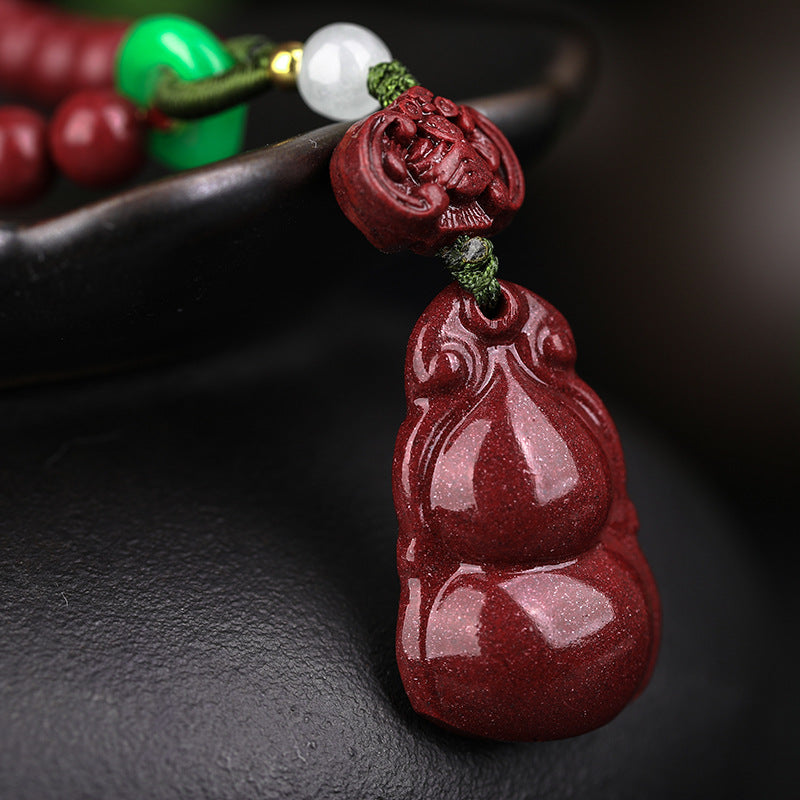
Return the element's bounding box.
[393,281,661,740]
[330,86,524,255]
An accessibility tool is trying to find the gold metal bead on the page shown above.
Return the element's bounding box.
[269,41,304,89]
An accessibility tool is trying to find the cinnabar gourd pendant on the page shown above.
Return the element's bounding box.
[393,281,661,740]
[329,79,660,740]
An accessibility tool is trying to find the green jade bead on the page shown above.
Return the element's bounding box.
[115,15,246,169]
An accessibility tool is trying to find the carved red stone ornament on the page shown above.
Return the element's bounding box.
[330,86,524,255]
[393,282,661,740]
[330,79,659,740]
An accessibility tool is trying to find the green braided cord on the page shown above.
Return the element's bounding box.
[367,60,418,107]
[439,236,502,312]
[153,36,276,120]
[223,35,274,66]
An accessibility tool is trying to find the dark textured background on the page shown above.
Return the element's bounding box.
[1,1,796,797]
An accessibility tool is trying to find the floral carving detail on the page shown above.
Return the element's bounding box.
[330,86,525,255]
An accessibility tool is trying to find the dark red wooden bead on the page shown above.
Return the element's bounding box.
[0,5,55,96]
[70,22,128,93]
[393,281,661,740]
[0,0,28,26]
[330,85,525,256]
[0,105,50,204]
[0,3,127,104]
[26,18,85,105]
[49,89,145,188]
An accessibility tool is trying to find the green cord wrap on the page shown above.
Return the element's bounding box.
[153,36,276,119]
[439,236,502,312]
[367,60,418,107]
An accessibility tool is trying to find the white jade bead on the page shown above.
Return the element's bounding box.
[297,22,391,121]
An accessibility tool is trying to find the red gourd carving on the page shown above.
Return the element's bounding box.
[330,86,524,256]
[393,281,661,740]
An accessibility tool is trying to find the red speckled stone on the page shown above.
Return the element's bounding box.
[393,281,661,740]
[330,85,524,255]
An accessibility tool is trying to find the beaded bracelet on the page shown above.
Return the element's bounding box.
[0,5,661,742]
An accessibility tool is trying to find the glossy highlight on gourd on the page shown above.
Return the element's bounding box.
[393,281,661,741]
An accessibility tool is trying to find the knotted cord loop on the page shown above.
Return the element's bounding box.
[439,236,502,312]
[367,60,418,107]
